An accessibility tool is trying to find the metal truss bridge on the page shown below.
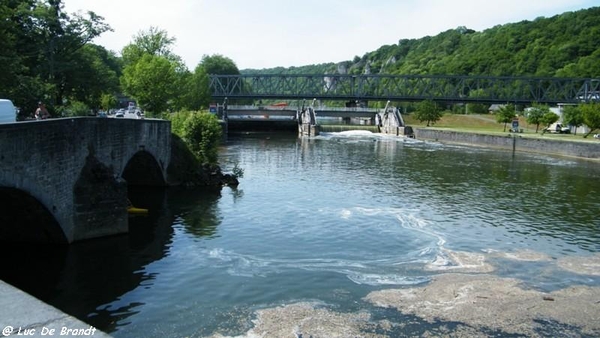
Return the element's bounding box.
[209,74,599,104]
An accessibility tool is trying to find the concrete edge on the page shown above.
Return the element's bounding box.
[0,281,111,337]
[413,128,600,161]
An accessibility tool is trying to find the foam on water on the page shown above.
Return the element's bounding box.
[204,247,435,284]
[346,273,430,286]
[317,130,423,144]
[182,205,528,284]
[196,206,451,285]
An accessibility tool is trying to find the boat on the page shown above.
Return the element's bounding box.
[127,206,149,215]
[127,199,148,215]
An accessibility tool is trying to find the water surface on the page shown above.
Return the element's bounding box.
[2,131,599,337]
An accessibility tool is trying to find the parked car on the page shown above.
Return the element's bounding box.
[0,99,17,123]
[114,109,125,118]
[545,123,570,134]
[576,91,600,102]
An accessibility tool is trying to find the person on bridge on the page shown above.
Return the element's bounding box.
[34,102,50,120]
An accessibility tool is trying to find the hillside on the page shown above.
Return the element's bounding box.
[242,7,600,78]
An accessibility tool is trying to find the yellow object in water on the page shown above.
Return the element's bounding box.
[127,206,148,215]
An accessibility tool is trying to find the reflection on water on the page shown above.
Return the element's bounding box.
[0,186,226,333]
[2,131,599,337]
[167,188,223,239]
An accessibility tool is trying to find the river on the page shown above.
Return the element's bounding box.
[1,130,599,337]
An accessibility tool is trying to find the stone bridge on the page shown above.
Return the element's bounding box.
[0,117,171,244]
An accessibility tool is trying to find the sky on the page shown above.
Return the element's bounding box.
[63,0,598,71]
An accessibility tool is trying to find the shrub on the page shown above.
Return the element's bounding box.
[167,111,222,164]
[59,101,90,117]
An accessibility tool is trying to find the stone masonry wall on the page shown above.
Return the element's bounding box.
[0,117,171,243]
[414,128,600,160]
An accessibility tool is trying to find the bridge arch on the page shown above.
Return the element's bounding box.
[0,187,67,243]
[121,150,167,186]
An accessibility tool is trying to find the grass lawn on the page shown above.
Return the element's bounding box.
[404,113,599,143]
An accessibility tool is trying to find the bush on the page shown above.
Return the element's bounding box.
[58,101,90,117]
[167,111,222,164]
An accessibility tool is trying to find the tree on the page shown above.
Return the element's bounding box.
[177,65,210,111]
[67,44,121,110]
[58,100,90,117]
[100,93,117,111]
[465,89,489,114]
[526,104,550,133]
[0,1,25,102]
[120,27,192,113]
[121,26,179,66]
[198,54,250,104]
[0,0,112,117]
[199,54,240,75]
[540,112,559,134]
[562,105,583,135]
[495,104,516,132]
[121,54,177,114]
[580,103,600,138]
[415,100,443,126]
[33,0,111,107]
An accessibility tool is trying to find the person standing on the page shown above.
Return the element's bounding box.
[35,102,49,120]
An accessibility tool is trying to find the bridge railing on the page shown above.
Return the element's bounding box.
[227,105,297,111]
[313,106,380,113]
[209,74,600,104]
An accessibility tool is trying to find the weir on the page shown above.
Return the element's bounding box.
[298,99,320,136]
[377,101,414,137]
[220,99,413,137]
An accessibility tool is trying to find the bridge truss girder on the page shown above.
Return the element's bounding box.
[209,74,600,104]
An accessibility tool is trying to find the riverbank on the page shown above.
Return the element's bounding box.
[0,281,111,337]
[414,128,600,161]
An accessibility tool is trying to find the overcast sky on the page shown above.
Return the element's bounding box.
[63,0,597,70]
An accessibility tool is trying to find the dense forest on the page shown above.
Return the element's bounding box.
[242,7,600,77]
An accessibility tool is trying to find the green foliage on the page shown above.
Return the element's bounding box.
[580,103,600,137]
[540,111,560,133]
[120,27,201,113]
[100,93,117,110]
[121,54,177,114]
[200,54,241,75]
[562,105,583,135]
[247,7,600,79]
[495,104,516,131]
[466,103,488,114]
[167,111,222,164]
[121,26,179,66]
[241,63,337,75]
[59,101,90,117]
[68,44,121,110]
[415,100,443,126]
[0,0,112,115]
[232,163,245,179]
[465,89,490,114]
[177,65,210,111]
[199,54,253,104]
[526,104,550,133]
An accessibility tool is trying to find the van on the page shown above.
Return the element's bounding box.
[546,122,570,134]
[0,99,17,123]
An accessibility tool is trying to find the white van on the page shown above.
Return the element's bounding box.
[0,99,17,123]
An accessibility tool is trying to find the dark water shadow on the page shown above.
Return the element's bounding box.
[0,187,174,332]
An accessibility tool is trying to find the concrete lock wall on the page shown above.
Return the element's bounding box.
[0,117,171,243]
[414,128,600,160]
